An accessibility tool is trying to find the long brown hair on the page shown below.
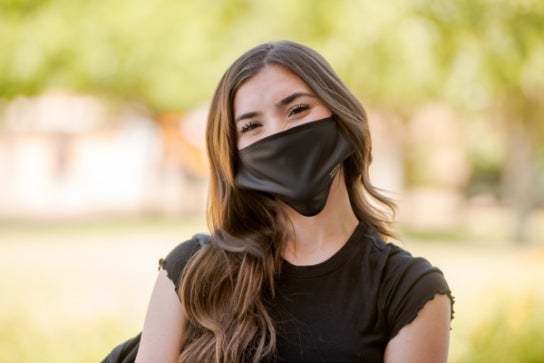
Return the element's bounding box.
[178,40,396,362]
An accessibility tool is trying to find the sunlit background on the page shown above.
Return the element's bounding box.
[1,1,543,362]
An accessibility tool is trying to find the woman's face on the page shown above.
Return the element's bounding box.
[233,64,332,149]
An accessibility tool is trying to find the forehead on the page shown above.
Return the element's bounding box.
[233,64,311,114]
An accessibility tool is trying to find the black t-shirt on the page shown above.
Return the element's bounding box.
[160,223,453,362]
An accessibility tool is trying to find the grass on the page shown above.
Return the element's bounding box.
[1,209,543,362]
[0,216,208,363]
[455,294,544,363]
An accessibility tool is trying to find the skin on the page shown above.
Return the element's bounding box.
[385,294,451,363]
[136,269,184,363]
[136,64,451,362]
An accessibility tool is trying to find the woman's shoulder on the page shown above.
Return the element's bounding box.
[361,228,452,303]
[158,233,211,289]
[362,228,454,335]
[363,229,438,276]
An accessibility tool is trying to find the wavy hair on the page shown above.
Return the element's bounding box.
[178,40,396,362]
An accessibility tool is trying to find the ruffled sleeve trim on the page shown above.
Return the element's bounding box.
[156,233,210,290]
[389,289,455,340]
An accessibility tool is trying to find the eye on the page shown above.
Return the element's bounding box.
[240,121,261,134]
[288,104,310,117]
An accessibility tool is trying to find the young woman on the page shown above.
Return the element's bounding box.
[135,40,454,363]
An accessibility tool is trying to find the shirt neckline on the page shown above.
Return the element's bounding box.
[281,222,367,279]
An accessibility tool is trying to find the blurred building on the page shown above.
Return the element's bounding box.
[0,92,208,220]
[0,92,477,234]
[368,103,471,232]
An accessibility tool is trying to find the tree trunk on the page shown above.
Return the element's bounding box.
[502,122,537,244]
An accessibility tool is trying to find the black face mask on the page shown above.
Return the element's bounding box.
[235,116,354,216]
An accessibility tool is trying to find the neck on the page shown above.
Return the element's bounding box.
[280,173,359,266]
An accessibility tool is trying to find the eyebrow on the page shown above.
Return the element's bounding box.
[275,92,316,107]
[234,92,316,124]
[235,111,261,124]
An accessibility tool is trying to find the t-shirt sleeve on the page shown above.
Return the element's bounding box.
[380,247,454,339]
[157,236,203,291]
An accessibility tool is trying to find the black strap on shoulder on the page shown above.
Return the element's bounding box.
[101,333,141,363]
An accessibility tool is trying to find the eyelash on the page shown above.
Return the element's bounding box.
[288,104,310,116]
[239,104,311,134]
[240,121,260,134]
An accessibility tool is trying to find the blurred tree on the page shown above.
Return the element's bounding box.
[326,1,441,111]
[0,0,259,111]
[319,1,460,199]
[417,0,544,243]
[0,0,437,113]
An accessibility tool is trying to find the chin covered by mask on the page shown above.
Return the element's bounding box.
[235,116,354,216]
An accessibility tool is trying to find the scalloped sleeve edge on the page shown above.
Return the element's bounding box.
[389,289,455,340]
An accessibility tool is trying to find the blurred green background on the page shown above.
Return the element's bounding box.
[1,0,544,362]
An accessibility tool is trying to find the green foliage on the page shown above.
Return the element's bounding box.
[0,0,497,112]
[1,0,543,128]
[0,0,255,110]
[417,0,544,121]
[454,294,544,363]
